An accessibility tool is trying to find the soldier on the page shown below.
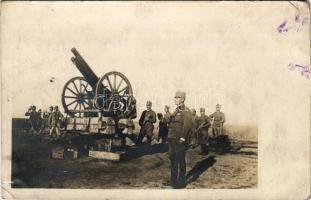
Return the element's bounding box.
[25,105,39,134]
[157,113,168,144]
[48,106,64,140]
[138,101,156,145]
[209,104,226,137]
[196,108,211,154]
[168,91,192,188]
[163,105,171,124]
[190,108,199,145]
[36,109,43,134]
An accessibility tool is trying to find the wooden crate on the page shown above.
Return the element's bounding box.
[66,117,75,130]
[75,117,90,131]
[52,146,64,159]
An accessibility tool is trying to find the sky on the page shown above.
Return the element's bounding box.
[2,1,309,125]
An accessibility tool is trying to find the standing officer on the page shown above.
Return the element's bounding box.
[138,101,156,145]
[48,106,64,140]
[168,91,192,188]
[196,108,211,154]
[210,104,226,137]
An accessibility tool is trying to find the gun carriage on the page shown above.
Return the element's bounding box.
[59,48,138,160]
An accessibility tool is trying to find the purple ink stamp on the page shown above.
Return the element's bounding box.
[277,21,288,33]
[288,63,310,79]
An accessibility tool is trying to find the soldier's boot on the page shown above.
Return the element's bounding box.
[170,162,178,188]
[147,135,152,145]
[200,144,205,154]
[204,144,209,155]
[178,164,187,189]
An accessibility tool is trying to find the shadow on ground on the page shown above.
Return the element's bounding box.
[186,156,216,184]
[122,143,169,161]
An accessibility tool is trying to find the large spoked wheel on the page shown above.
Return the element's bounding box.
[61,77,94,117]
[95,71,133,115]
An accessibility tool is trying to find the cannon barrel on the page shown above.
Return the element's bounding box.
[71,48,99,90]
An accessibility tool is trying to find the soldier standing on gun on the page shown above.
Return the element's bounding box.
[25,105,39,134]
[197,108,211,154]
[138,101,156,145]
[210,104,226,137]
[48,106,64,140]
[168,91,192,188]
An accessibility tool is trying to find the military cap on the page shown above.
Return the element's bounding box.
[165,105,170,109]
[200,108,205,112]
[174,91,186,99]
[49,106,53,109]
[146,101,152,105]
[216,104,221,107]
[54,106,58,109]
[191,108,196,112]
[38,109,42,112]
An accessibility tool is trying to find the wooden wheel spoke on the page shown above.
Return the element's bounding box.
[116,78,124,92]
[118,86,129,94]
[81,102,86,109]
[82,83,89,94]
[67,99,78,107]
[72,81,80,94]
[64,96,77,99]
[113,74,116,91]
[82,99,92,107]
[73,102,79,110]
[79,79,82,93]
[67,87,78,96]
[106,76,113,91]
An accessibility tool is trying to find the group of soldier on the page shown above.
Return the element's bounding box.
[25,105,64,139]
[138,91,225,189]
[25,92,225,188]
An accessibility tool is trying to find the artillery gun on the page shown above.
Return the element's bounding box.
[62,48,136,119]
[59,48,138,160]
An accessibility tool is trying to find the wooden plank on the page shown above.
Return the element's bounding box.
[89,150,122,161]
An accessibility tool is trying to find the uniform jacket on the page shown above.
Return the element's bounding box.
[139,110,156,127]
[25,110,37,122]
[49,111,64,127]
[168,105,192,140]
[210,111,225,127]
[163,112,172,125]
[192,115,199,130]
[197,115,211,129]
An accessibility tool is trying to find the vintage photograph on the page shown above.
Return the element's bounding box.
[1,1,310,199]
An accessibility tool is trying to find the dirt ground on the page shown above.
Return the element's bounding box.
[11,129,257,189]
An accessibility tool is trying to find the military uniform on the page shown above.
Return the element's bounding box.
[210,109,225,137]
[48,108,64,139]
[168,92,192,188]
[25,107,39,134]
[157,114,168,144]
[138,104,156,145]
[197,109,211,154]
[189,110,199,144]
